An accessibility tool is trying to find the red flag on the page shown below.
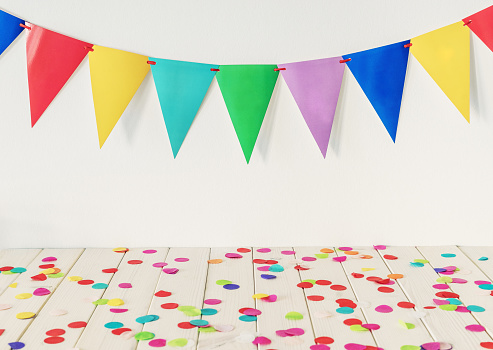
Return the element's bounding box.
[26,25,92,126]
[463,5,493,53]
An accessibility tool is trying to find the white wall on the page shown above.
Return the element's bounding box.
[0,0,492,248]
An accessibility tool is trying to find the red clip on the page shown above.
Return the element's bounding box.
[147,60,156,65]
[211,68,220,71]
[340,58,351,63]
[274,68,286,71]
[19,23,31,30]
[84,46,94,52]
[463,20,472,26]
[404,43,412,48]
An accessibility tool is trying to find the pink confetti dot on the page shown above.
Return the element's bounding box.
[33,288,50,296]
[285,328,304,336]
[344,344,366,350]
[338,247,353,251]
[204,299,221,305]
[174,258,189,262]
[333,256,347,262]
[257,248,271,253]
[281,250,296,255]
[302,257,317,262]
[143,250,157,254]
[243,308,261,316]
[42,257,57,262]
[263,294,277,302]
[451,278,467,283]
[252,336,271,345]
[433,299,450,306]
[149,339,166,347]
[152,262,167,268]
[225,253,243,259]
[466,324,485,332]
[475,280,491,285]
[361,323,380,330]
[118,283,132,288]
[375,305,393,313]
[110,308,128,313]
[257,266,270,271]
[373,245,387,250]
[455,306,470,312]
[163,268,179,274]
[311,345,330,350]
[432,284,449,290]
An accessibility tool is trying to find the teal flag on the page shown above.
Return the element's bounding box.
[149,58,219,157]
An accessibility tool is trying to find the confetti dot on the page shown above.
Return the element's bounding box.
[479,257,489,261]
[441,253,456,258]
[204,299,221,305]
[110,308,128,313]
[261,274,277,280]
[480,342,493,349]
[68,321,87,328]
[105,322,124,329]
[239,315,257,322]
[42,257,57,262]
[149,339,167,347]
[102,268,118,273]
[135,331,155,341]
[112,328,132,335]
[297,282,314,289]
[92,283,108,289]
[330,284,347,291]
[311,345,330,350]
[315,336,334,344]
[8,342,25,349]
[152,262,167,267]
[44,337,64,344]
[46,329,65,336]
[15,293,32,299]
[216,280,232,285]
[375,305,393,313]
[378,287,394,293]
[307,295,325,301]
[223,284,239,290]
[155,290,172,297]
[269,264,284,272]
[11,267,26,273]
[225,253,243,259]
[466,324,485,332]
[128,260,143,265]
[177,322,195,329]
[143,249,157,254]
[108,298,124,306]
[237,248,251,253]
[281,250,296,255]
[316,280,332,285]
[78,279,94,285]
[397,302,415,309]
[16,312,35,319]
[168,338,188,347]
[207,259,222,264]
[344,318,363,326]
[336,307,354,314]
[257,248,271,253]
[175,258,189,262]
[201,308,218,315]
[161,303,179,309]
[190,319,209,326]
[112,247,128,253]
[136,315,160,324]
[119,283,132,288]
[384,255,398,260]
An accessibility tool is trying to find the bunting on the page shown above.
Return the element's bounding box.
[26,25,92,126]
[149,58,219,157]
[216,65,279,163]
[463,5,493,53]
[0,10,24,56]
[278,57,345,157]
[411,22,470,122]
[89,46,149,147]
[343,40,410,142]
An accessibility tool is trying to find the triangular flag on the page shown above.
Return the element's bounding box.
[89,45,149,147]
[343,40,410,142]
[411,22,470,122]
[278,57,345,157]
[149,58,219,157]
[216,65,278,163]
[26,25,92,126]
[464,5,493,53]
[0,10,24,56]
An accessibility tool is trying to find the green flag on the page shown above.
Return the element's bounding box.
[216,65,279,163]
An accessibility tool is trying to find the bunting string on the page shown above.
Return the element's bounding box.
[0,5,492,162]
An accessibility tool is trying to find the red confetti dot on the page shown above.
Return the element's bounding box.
[38,264,55,269]
[366,276,382,282]
[316,280,332,286]
[351,273,364,278]
[154,290,172,297]
[161,303,179,309]
[239,307,252,314]
[376,279,391,285]
[128,260,143,265]
[112,328,132,335]
[397,301,416,309]
[383,255,398,260]
[307,295,325,301]
[297,282,314,289]
[0,330,4,336]
[424,306,437,309]
[77,280,94,285]
[294,265,309,271]
[481,342,493,349]
[330,284,347,291]
[0,266,13,271]
[178,322,196,329]
[31,274,47,281]
[343,318,363,326]
[44,337,64,344]
[46,329,65,336]
[336,299,357,308]
[436,291,460,299]
[237,248,251,253]
[377,287,394,293]
[253,259,267,264]
[265,260,278,265]
[102,268,118,273]
[314,336,334,344]
[68,321,87,328]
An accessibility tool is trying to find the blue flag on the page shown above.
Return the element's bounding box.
[343,40,410,142]
[0,10,25,56]
[149,58,219,157]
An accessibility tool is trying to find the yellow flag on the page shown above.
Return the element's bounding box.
[89,46,150,147]
[411,22,470,122]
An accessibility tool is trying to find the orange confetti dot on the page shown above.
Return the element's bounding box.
[208,259,222,264]
[360,255,373,259]
[387,274,404,279]
[320,248,334,253]
[344,251,359,255]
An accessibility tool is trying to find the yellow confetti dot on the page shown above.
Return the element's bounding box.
[345,251,359,255]
[361,268,375,272]
[388,274,404,279]
[9,283,17,288]
[207,259,222,264]
[41,268,56,275]
[107,298,124,306]
[320,248,334,253]
[67,276,83,281]
[15,293,33,300]
[16,312,35,319]
[252,293,269,299]
[113,247,129,253]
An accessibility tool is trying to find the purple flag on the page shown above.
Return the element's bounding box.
[278,57,345,157]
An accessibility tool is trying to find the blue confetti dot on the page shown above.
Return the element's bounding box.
[434,268,447,273]
[261,274,277,280]
[479,284,493,290]
[269,264,284,272]
[104,321,124,329]
[239,315,257,322]
[190,319,209,326]
[410,262,424,267]
[8,342,25,349]
[92,283,108,289]
[136,315,159,323]
[479,257,489,261]
[446,298,462,305]
[467,305,485,312]
[10,267,26,274]
[201,308,218,315]
[223,284,240,290]
[336,307,354,314]
[441,253,456,258]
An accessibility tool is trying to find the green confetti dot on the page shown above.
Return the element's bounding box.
[301,279,316,285]
[439,304,458,311]
[183,308,201,317]
[1,271,14,275]
[216,280,232,286]
[168,338,188,347]
[198,326,216,333]
[413,259,428,264]
[92,299,108,305]
[47,273,64,278]
[177,305,196,311]
[285,311,303,320]
[349,324,369,332]
[436,276,453,283]
[400,346,421,350]
[134,331,155,341]
[314,253,329,259]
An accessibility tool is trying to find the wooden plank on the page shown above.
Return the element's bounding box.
[135,247,210,349]
[459,246,493,281]
[0,249,84,348]
[18,248,126,349]
[253,247,314,350]
[379,246,492,349]
[335,247,433,349]
[418,246,493,337]
[294,247,377,350]
[76,248,169,350]
[197,247,256,350]
[0,249,42,295]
